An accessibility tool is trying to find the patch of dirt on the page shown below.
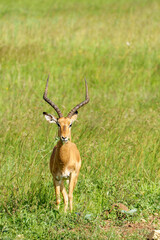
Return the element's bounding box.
[103,215,160,239]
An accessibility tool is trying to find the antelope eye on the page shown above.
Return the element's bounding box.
[69,123,72,128]
[57,122,60,127]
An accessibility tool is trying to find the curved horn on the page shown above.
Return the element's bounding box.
[67,79,89,118]
[43,75,63,118]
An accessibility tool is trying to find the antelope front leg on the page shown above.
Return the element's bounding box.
[69,172,77,212]
[60,181,68,212]
[54,179,61,209]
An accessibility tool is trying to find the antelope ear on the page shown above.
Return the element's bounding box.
[70,111,78,123]
[43,112,57,123]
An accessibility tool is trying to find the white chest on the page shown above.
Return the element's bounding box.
[55,169,71,181]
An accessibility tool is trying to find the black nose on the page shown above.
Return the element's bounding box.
[61,136,67,140]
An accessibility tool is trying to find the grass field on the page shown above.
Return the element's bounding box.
[0,0,160,239]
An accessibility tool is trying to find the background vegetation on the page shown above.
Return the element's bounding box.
[0,0,160,239]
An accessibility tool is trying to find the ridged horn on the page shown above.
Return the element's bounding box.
[43,75,63,118]
[67,79,89,118]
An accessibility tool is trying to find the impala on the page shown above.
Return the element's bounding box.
[43,76,89,212]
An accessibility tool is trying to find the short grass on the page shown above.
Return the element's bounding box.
[0,0,160,239]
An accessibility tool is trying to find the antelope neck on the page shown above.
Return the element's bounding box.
[57,140,70,147]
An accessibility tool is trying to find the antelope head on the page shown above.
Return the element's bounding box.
[43,76,89,143]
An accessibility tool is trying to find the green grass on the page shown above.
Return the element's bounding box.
[0,0,160,239]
